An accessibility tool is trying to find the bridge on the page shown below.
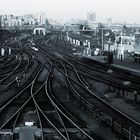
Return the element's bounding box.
[33,27,46,35]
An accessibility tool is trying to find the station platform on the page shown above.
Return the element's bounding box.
[83,55,140,75]
[82,55,140,126]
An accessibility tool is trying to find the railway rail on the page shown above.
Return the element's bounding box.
[35,32,140,140]
[1,32,140,140]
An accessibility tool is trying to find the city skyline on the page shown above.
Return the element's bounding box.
[0,0,140,24]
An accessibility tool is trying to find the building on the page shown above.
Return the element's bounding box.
[116,35,135,45]
[0,15,2,27]
[106,18,112,26]
[34,12,46,25]
[87,11,96,23]
[103,34,135,60]
[0,14,45,29]
[135,33,140,50]
[134,33,140,63]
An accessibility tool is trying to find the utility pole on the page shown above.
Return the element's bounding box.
[114,31,117,46]
[121,30,122,48]
[102,28,104,54]
[120,29,124,61]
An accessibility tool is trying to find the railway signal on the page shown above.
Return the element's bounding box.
[1,48,5,56]
[9,47,11,55]
[16,77,21,87]
[133,90,138,101]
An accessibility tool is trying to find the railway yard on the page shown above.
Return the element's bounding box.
[0,31,140,140]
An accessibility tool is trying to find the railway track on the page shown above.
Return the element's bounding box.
[49,46,140,93]
[29,44,96,139]
[0,35,95,140]
[51,33,140,94]
[34,32,140,140]
[0,53,43,139]
[44,53,95,140]
[1,32,139,139]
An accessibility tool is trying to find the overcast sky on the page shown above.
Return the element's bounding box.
[0,0,140,23]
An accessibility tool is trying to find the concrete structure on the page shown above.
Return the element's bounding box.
[1,47,12,56]
[19,126,36,140]
[33,28,46,35]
